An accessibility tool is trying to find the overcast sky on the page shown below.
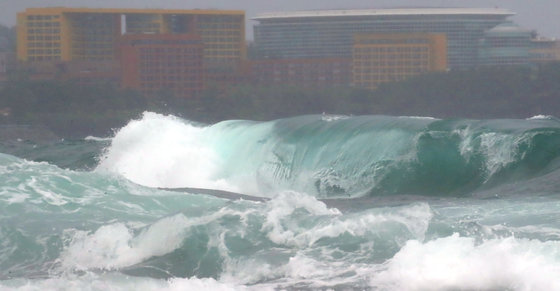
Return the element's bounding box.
[1,0,558,39]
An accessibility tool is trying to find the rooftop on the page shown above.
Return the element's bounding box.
[20,7,244,16]
[253,8,514,20]
[486,22,531,34]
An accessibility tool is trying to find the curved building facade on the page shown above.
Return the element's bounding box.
[478,22,532,66]
[253,8,514,69]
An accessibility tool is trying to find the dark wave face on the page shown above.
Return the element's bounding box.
[3,113,560,290]
[0,138,107,170]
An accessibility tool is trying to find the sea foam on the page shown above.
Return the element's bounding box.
[0,273,249,291]
[370,234,560,290]
[97,112,236,192]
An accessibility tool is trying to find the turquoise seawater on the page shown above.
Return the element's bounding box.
[2,112,560,290]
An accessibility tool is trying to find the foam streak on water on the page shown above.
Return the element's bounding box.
[3,113,560,290]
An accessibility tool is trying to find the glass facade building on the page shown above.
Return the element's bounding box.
[478,23,532,66]
[253,8,513,69]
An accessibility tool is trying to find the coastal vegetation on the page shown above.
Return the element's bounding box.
[1,62,560,137]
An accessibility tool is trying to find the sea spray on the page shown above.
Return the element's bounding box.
[97,112,234,191]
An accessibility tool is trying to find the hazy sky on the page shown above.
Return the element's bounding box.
[1,0,559,39]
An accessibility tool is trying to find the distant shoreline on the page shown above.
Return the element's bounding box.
[0,124,59,142]
[2,62,560,142]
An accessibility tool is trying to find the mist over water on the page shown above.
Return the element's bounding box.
[3,112,560,290]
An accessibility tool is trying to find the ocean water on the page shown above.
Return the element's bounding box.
[2,112,560,290]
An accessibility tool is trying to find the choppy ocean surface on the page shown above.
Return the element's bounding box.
[2,112,560,290]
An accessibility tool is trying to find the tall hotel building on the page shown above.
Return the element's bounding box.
[17,7,245,65]
[253,8,513,70]
[120,34,205,98]
[16,7,245,97]
[353,33,447,89]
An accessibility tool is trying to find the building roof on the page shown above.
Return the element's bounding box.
[21,7,244,16]
[485,22,531,34]
[253,8,514,20]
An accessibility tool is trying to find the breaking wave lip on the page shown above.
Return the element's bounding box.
[84,136,112,142]
[321,113,350,122]
[95,112,239,192]
[58,214,193,272]
[527,115,557,120]
[398,115,440,120]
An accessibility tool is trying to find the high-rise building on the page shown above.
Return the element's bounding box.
[17,7,246,66]
[477,22,532,66]
[120,34,205,98]
[352,33,447,90]
[530,38,560,64]
[253,8,513,69]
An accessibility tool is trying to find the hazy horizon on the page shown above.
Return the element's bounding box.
[1,0,559,39]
